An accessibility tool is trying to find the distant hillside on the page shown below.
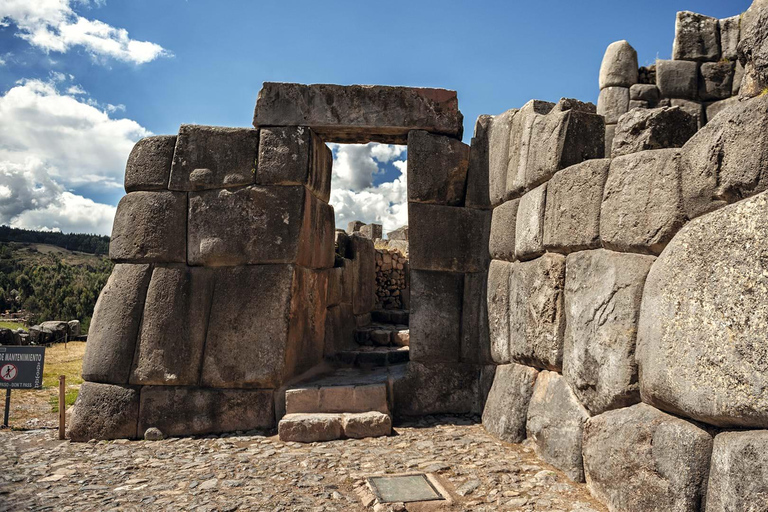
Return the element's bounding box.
[0,242,113,330]
[0,225,110,255]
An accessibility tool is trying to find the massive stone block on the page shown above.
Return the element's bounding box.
[201,265,327,389]
[82,264,152,384]
[637,190,768,428]
[543,159,609,253]
[488,109,518,206]
[656,59,700,100]
[409,202,490,273]
[253,82,463,144]
[188,185,334,269]
[169,125,258,191]
[506,100,555,197]
[461,272,491,364]
[673,11,721,62]
[706,431,768,512]
[508,254,566,371]
[482,363,538,443]
[526,371,590,482]
[109,191,187,263]
[465,115,493,209]
[394,362,481,416]
[611,106,698,158]
[69,383,140,441]
[256,126,332,202]
[409,270,463,363]
[124,135,176,192]
[679,95,768,219]
[600,149,684,255]
[130,265,214,386]
[487,260,511,364]
[514,183,546,261]
[597,87,629,124]
[719,15,741,61]
[604,124,616,158]
[699,61,735,101]
[705,95,740,122]
[488,198,519,261]
[511,99,603,193]
[138,387,275,437]
[563,249,655,415]
[738,0,768,98]
[407,130,470,206]
[669,98,705,128]
[349,234,375,315]
[324,303,355,356]
[630,84,661,105]
[583,403,713,512]
[599,40,639,89]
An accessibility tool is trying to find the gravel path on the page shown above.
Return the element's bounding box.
[0,415,606,511]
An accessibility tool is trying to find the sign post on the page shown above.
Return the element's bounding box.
[0,346,46,428]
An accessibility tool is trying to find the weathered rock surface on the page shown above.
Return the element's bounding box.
[489,198,519,261]
[124,135,176,192]
[511,99,603,193]
[583,403,713,512]
[673,11,721,62]
[656,59,700,100]
[526,371,590,483]
[324,304,355,356]
[109,191,187,263]
[482,363,538,443]
[599,40,639,89]
[515,183,547,261]
[461,272,492,364]
[409,202,490,273]
[465,115,493,209]
[169,125,258,191]
[699,61,735,101]
[604,124,616,158]
[81,264,152,384]
[285,382,388,415]
[394,362,481,416]
[509,254,566,371]
[543,159,609,253]
[597,87,629,124]
[506,100,555,197]
[130,265,214,386]
[630,84,660,105]
[706,431,768,512]
[188,185,334,268]
[256,126,332,202]
[719,15,741,61]
[679,94,768,219]
[611,106,697,157]
[600,149,684,255]
[738,0,768,98]
[349,234,375,315]
[201,265,326,388]
[705,95,740,122]
[68,383,139,441]
[407,130,470,206]
[488,109,518,206]
[139,387,275,437]
[563,249,655,415]
[637,189,768,428]
[342,412,392,439]
[488,260,512,364]
[409,270,463,363]
[253,83,463,144]
[669,98,705,128]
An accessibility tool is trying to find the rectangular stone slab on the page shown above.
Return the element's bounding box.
[409,270,464,363]
[253,83,463,144]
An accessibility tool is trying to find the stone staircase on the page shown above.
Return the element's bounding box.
[278,310,410,442]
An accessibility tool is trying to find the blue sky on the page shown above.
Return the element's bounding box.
[0,0,751,235]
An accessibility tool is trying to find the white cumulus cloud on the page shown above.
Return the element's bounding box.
[0,0,170,64]
[0,78,150,234]
[328,143,408,235]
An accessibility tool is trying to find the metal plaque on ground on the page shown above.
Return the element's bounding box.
[0,346,45,389]
[367,474,445,503]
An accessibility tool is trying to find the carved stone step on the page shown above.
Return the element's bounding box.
[327,346,409,368]
[278,411,392,442]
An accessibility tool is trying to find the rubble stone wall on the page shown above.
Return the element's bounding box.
[481,4,768,509]
[374,248,409,310]
[599,11,745,156]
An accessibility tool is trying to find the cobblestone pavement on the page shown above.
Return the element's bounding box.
[0,416,606,512]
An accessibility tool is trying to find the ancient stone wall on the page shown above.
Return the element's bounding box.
[599,11,745,156]
[481,3,768,509]
[374,248,408,310]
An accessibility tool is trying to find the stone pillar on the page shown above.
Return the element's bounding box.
[598,40,638,156]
